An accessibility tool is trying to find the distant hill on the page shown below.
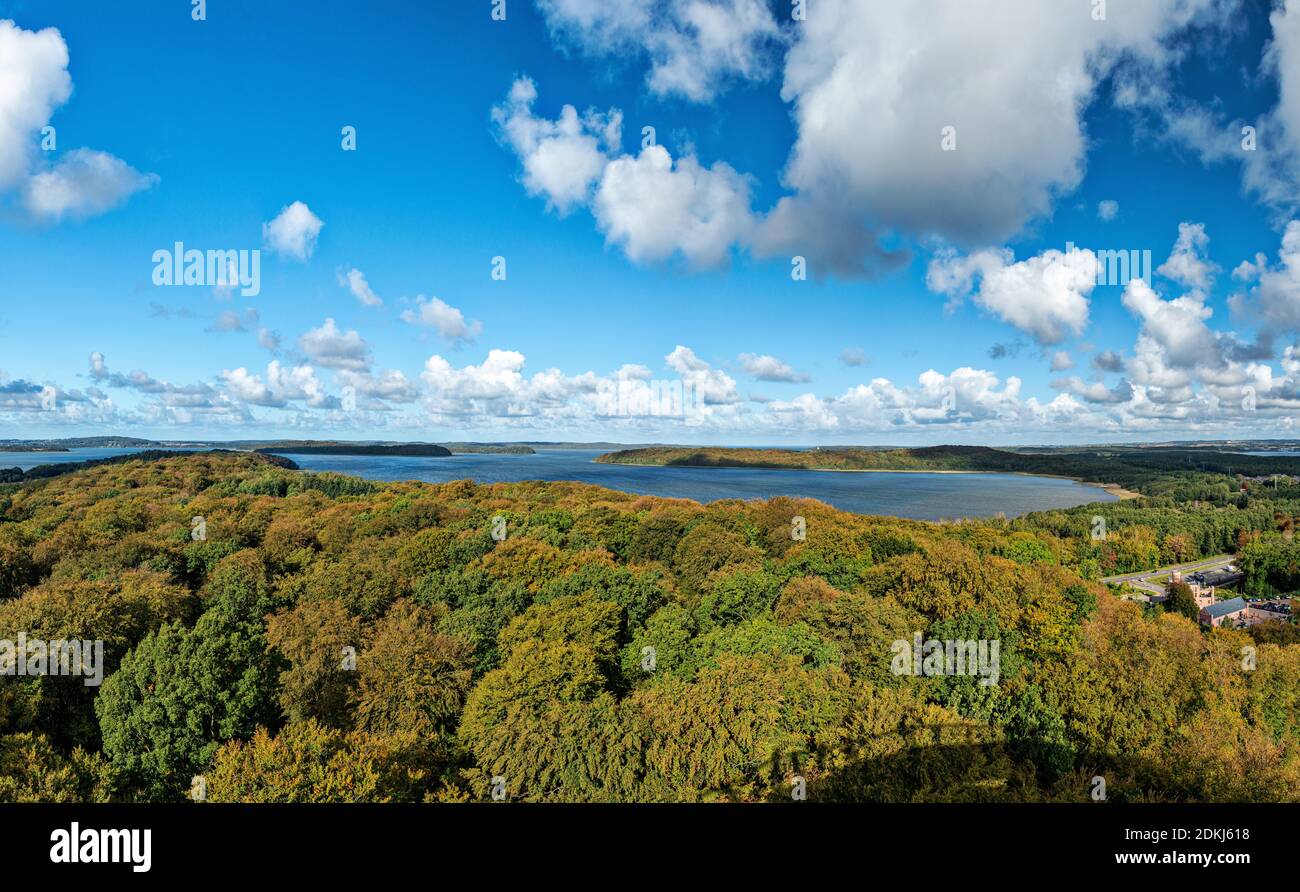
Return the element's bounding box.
[0,437,152,449]
[440,443,536,454]
[253,443,452,457]
[0,449,296,484]
[596,445,1036,472]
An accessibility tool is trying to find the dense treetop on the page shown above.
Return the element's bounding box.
[0,450,1297,802]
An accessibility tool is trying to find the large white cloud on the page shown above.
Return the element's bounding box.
[760,0,1224,270]
[593,145,755,267]
[1120,263,1268,418]
[221,362,332,410]
[927,246,1096,346]
[509,2,1225,278]
[423,349,528,404]
[664,345,740,405]
[0,19,70,190]
[1122,277,1221,371]
[494,79,752,266]
[0,20,156,222]
[492,77,620,214]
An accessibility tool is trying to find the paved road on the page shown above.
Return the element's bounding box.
[1101,554,1237,596]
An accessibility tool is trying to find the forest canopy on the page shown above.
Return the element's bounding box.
[0,450,1297,803]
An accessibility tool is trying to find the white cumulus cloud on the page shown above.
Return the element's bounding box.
[927,245,1096,346]
[263,201,324,261]
[739,352,809,383]
[0,20,156,222]
[297,318,370,371]
[401,296,483,345]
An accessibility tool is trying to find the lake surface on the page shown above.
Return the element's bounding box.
[0,448,176,469]
[0,447,1117,520]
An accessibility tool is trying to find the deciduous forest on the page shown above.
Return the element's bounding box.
[1,451,1298,802]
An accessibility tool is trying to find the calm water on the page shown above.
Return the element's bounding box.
[1,447,1116,520]
[0,448,171,469]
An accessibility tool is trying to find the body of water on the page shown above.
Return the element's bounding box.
[1,447,1116,520]
[0,448,167,469]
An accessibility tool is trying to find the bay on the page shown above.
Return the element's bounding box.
[0,447,1117,520]
[276,448,1115,520]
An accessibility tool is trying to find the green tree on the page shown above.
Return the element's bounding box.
[1165,580,1199,621]
[95,573,283,800]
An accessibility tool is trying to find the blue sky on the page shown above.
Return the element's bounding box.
[3,0,1300,445]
